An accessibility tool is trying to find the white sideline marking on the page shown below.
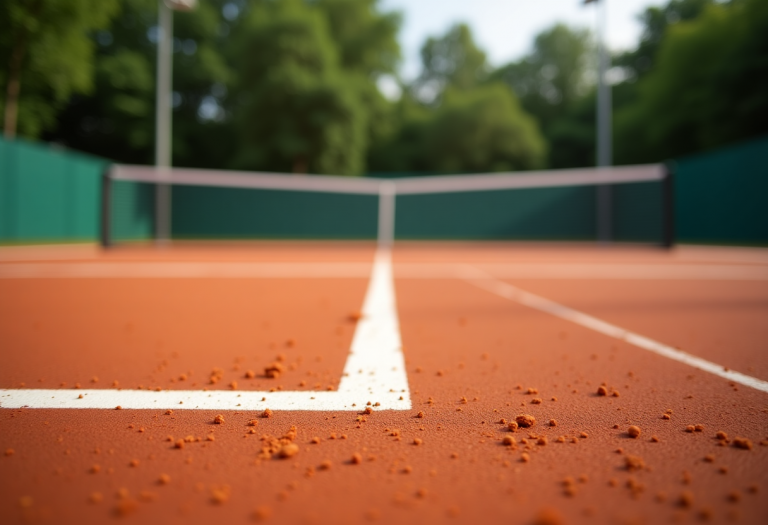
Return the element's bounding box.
[0,251,411,411]
[1,262,766,280]
[463,267,768,394]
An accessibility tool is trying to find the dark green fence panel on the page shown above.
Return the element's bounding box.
[395,186,597,240]
[612,181,664,242]
[0,137,106,243]
[676,135,768,245]
[111,181,155,241]
[171,186,379,239]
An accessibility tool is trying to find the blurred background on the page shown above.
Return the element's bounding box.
[1,0,766,245]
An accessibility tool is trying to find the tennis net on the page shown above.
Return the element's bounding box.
[101,163,674,248]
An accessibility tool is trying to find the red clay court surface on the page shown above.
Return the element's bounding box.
[1,241,767,524]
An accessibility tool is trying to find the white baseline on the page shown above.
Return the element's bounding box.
[0,251,411,411]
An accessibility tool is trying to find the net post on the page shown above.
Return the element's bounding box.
[662,162,676,249]
[100,165,113,249]
[377,181,396,249]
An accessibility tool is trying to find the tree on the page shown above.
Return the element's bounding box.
[421,84,546,173]
[232,0,367,175]
[45,0,232,166]
[412,23,488,101]
[615,0,768,162]
[311,0,401,77]
[490,24,593,167]
[1,0,120,138]
[614,0,715,80]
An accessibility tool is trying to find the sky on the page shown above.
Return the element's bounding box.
[378,0,666,81]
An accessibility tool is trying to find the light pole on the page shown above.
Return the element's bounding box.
[584,0,612,243]
[155,0,195,245]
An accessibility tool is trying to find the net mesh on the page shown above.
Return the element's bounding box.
[104,164,671,246]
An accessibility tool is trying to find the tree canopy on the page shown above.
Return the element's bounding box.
[3,0,765,174]
[1,0,120,138]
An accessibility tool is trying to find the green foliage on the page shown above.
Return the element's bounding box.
[615,0,768,162]
[614,0,715,80]
[0,0,120,137]
[232,0,367,174]
[422,85,546,173]
[310,0,401,77]
[490,24,594,167]
[412,23,488,100]
[369,85,545,174]
[46,0,232,165]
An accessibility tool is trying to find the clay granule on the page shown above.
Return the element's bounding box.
[537,436,548,446]
[5,448,14,456]
[413,438,423,446]
[508,421,519,432]
[662,414,671,420]
[625,455,645,471]
[129,459,139,467]
[719,466,728,474]
[502,436,515,446]
[213,414,225,424]
[158,474,170,485]
[733,437,752,450]
[277,443,299,459]
[451,452,459,459]
[417,411,425,418]
[262,409,273,418]
[520,452,530,463]
[694,424,704,432]
[556,436,566,443]
[704,454,715,463]
[91,464,101,474]
[651,435,659,443]
[579,432,588,439]
[403,465,412,474]
[531,398,542,405]
[532,508,564,525]
[351,453,363,464]
[679,490,694,508]
[516,414,536,428]
[728,490,740,502]
[114,498,138,516]
[549,419,557,427]
[89,492,103,504]
[570,437,578,444]
[253,506,272,521]
[527,388,539,395]
[597,386,608,396]
[716,431,728,440]
[627,426,641,438]
[685,425,695,433]
[211,488,230,505]
[319,460,332,470]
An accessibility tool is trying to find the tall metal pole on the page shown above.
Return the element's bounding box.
[594,0,612,243]
[155,1,173,244]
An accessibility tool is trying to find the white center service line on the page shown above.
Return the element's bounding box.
[462,266,768,394]
[0,250,411,411]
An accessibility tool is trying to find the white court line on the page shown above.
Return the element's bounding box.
[0,250,411,411]
[1,262,766,280]
[462,267,768,394]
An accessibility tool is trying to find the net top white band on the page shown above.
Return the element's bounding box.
[111,163,666,196]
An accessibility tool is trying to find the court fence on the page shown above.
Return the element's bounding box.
[1,134,766,246]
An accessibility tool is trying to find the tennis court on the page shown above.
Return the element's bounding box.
[1,165,767,524]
